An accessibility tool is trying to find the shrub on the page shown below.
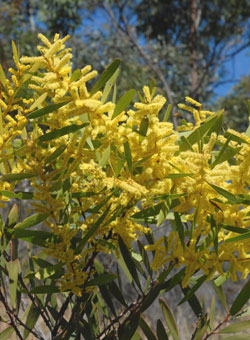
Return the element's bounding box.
[0,34,249,339]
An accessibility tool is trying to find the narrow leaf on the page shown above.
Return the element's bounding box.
[0,327,15,340]
[2,173,36,181]
[139,316,157,340]
[91,59,120,95]
[225,232,250,243]
[27,101,70,119]
[163,104,173,122]
[0,64,7,87]
[219,320,250,334]
[39,123,87,142]
[160,298,180,340]
[230,278,250,315]
[157,319,169,339]
[14,213,48,230]
[124,141,133,173]
[28,285,60,294]
[112,89,136,119]
[174,212,185,250]
[86,273,116,287]
[118,236,141,290]
[208,182,237,203]
[101,68,120,103]
[7,260,20,308]
[45,145,66,164]
[23,304,40,339]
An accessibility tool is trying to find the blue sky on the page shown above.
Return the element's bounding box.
[214,47,250,99]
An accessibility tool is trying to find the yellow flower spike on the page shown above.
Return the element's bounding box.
[185,96,202,108]
[81,65,92,75]
[38,33,52,48]
[143,86,151,103]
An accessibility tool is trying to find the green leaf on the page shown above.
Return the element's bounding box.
[86,273,117,287]
[112,89,136,119]
[6,203,18,227]
[160,298,180,340]
[166,173,193,179]
[225,232,250,243]
[98,286,116,317]
[219,320,250,334]
[70,68,81,82]
[174,212,185,250]
[139,316,157,340]
[108,281,127,307]
[163,104,173,122]
[224,131,249,145]
[211,134,242,169]
[101,68,120,103]
[220,336,250,340]
[12,41,19,66]
[0,63,7,87]
[223,225,249,234]
[211,280,228,311]
[124,141,133,174]
[131,203,163,224]
[0,327,15,340]
[140,284,161,313]
[23,304,40,339]
[34,263,64,280]
[209,296,216,330]
[28,285,60,294]
[91,59,120,95]
[181,286,202,318]
[208,182,237,203]
[7,260,20,308]
[118,236,141,290]
[99,145,110,167]
[115,158,125,177]
[27,101,70,119]
[13,229,57,247]
[2,173,36,182]
[230,278,250,315]
[119,312,140,340]
[14,213,48,230]
[179,111,223,151]
[39,123,87,142]
[139,117,149,137]
[178,275,207,306]
[157,319,169,339]
[75,205,111,253]
[45,145,66,164]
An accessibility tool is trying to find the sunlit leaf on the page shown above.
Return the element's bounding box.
[112,89,136,119]
[7,260,20,308]
[14,213,48,230]
[39,123,87,142]
[91,59,120,95]
[27,101,70,119]
[160,298,180,340]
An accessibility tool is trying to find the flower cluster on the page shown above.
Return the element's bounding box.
[0,34,249,294]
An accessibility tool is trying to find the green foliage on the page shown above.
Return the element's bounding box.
[0,33,249,340]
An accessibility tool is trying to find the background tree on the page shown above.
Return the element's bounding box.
[216,75,250,131]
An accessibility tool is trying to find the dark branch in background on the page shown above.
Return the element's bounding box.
[101,1,178,128]
[0,289,46,340]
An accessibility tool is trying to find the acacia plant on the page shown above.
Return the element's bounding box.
[0,34,250,339]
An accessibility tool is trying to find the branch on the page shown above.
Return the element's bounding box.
[102,1,178,128]
[203,313,230,340]
[0,289,24,340]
